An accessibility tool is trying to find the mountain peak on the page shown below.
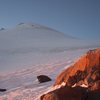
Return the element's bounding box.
[15,22,76,39]
[16,22,54,30]
[17,22,43,29]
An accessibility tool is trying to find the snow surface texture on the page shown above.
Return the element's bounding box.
[0,49,88,100]
[0,23,100,100]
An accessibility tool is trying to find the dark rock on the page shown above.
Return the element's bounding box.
[67,70,87,86]
[87,89,100,100]
[83,67,100,88]
[40,86,87,100]
[37,75,52,83]
[0,89,7,92]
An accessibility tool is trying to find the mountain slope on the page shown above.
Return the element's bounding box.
[0,23,96,73]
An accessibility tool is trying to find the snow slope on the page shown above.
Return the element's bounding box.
[0,49,89,100]
[0,23,100,99]
[0,23,99,73]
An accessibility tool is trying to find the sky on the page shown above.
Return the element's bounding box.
[0,0,100,40]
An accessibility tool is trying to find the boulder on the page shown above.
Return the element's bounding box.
[37,75,52,83]
[0,89,7,92]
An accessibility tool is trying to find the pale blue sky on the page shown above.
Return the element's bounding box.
[0,0,100,40]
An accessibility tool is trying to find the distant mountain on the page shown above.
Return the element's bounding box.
[0,23,99,51]
[16,23,74,39]
[0,23,77,50]
[0,23,99,72]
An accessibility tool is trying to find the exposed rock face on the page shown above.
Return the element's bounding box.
[89,81,100,91]
[40,86,87,100]
[67,70,86,86]
[37,75,52,83]
[41,93,58,100]
[40,87,100,100]
[40,48,100,100]
[54,48,100,90]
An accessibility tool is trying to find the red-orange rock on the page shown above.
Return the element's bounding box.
[89,81,100,91]
[40,48,100,100]
[54,48,100,86]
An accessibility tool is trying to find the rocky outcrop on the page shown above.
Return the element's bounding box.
[37,75,52,83]
[87,88,100,100]
[41,92,58,100]
[54,48,100,90]
[40,86,87,100]
[40,48,100,100]
[41,87,100,100]
[0,89,7,92]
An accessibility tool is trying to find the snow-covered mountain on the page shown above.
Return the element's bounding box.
[0,23,99,73]
[0,23,99,100]
[0,23,77,72]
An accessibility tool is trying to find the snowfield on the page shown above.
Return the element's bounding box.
[0,23,100,100]
[0,49,89,100]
